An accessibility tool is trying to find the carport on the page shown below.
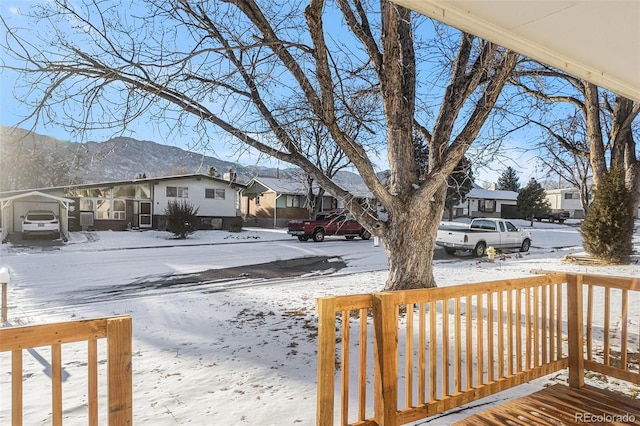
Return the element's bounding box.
[0,191,73,242]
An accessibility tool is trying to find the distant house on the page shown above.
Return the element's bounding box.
[0,174,245,238]
[451,188,519,219]
[241,176,376,228]
[544,188,589,219]
[241,177,337,228]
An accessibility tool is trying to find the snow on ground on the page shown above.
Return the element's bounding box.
[0,219,639,425]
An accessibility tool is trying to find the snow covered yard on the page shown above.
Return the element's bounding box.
[0,220,639,425]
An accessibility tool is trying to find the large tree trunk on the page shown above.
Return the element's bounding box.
[383,188,446,291]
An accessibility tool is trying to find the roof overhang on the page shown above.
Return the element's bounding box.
[0,190,74,209]
[392,0,640,102]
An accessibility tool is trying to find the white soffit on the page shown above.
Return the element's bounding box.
[392,0,640,102]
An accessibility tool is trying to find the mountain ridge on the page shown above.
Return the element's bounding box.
[0,126,369,191]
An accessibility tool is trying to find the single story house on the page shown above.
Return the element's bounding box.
[241,176,376,228]
[0,191,73,242]
[0,174,245,240]
[451,188,519,219]
[241,177,338,228]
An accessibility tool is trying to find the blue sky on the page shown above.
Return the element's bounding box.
[0,1,543,188]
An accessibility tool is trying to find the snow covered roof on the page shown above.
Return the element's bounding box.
[466,188,518,201]
[243,177,314,195]
[0,190,74,206]
[243,176,374,199]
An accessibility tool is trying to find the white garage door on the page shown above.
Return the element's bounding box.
[13,201,61,231]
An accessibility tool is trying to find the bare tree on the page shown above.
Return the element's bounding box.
[513,63,640,216]
[534,114,593,214]
[0,127,85,190]
[1,0,518,290]
[280,92,379,219]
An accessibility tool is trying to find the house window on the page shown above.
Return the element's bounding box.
[478,199,496,213]
[205,188,225,199]
[113,200,126,220]
[166,186,188,198]
[96,199,110,219]
[564,193,575,199]
[255,194,261,206]
[286,195,300,208]
[80,199,94,211]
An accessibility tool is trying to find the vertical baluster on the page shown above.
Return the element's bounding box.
[557,283,563,360]
[487,292,494,383]
[541,285,548,365]
[418,303,426,405]
[507,290,513,377]
[341,310,350,426]
[516,289,522,373]
[406,304,414,408]
[586,285,594,361]
[429,301,437,401]
[52,344,62,426]
[466,294,473,388]
[89,339,98,426]
[621,289,628,371]
[442,299,450,397]
[358,308,368,422]
[454,297,461,394]
[604,287,610,365]
[551,283,557,361]
[497,291,504,379]
[12,349,23,426]
[477,294,484,385]
[533,286,539,368]
[525,287,531,370]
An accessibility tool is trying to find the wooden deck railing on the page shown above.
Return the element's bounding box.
[316,273,639,426]
[0,316,132,425]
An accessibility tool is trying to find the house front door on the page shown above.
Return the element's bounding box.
[139,201,152,228]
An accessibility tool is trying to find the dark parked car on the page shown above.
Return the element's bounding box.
[534,211,570,223]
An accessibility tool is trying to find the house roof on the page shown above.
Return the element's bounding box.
[243,176,375,199]
[394,1,640,102]
[0,190,74,207]
[466,188,518,201]
[0,173,245,198]
[243,177,315,196]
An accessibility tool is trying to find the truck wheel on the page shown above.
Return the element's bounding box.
[360,230,371,240]
[520,238,531,252]
[312,229,325,242]
[444,247,456,255]
[549,217,554,223]
[473,242,486,257]
[297,236,309,242]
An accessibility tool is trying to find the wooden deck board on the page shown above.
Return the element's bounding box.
[454,384,640,425]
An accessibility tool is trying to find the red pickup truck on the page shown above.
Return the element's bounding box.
[287,211,371,242]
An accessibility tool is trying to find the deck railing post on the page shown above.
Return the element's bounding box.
[316,298,337,426]
[566,274,584,388]
[372,292,398,426]
[1,267,10,323]
[107,316,133,425]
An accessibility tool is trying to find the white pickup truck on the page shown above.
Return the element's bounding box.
[436,218,532,257]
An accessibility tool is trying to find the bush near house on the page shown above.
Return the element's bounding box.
[165,200,199,239]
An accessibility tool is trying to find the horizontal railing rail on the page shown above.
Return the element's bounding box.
[317,273,639,426]
[0,316,132,426]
